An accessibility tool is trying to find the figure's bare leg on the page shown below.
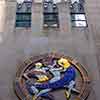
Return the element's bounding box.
[36,88,52,98]
[65,80,75,99]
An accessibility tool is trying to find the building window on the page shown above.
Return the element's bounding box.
[43,0,59,28]
[15,1,32,28]
[69,0,87,28]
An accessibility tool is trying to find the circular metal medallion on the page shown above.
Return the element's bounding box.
[14,53,91,100]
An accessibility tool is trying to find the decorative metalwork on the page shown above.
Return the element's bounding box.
[14,53,91,100]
